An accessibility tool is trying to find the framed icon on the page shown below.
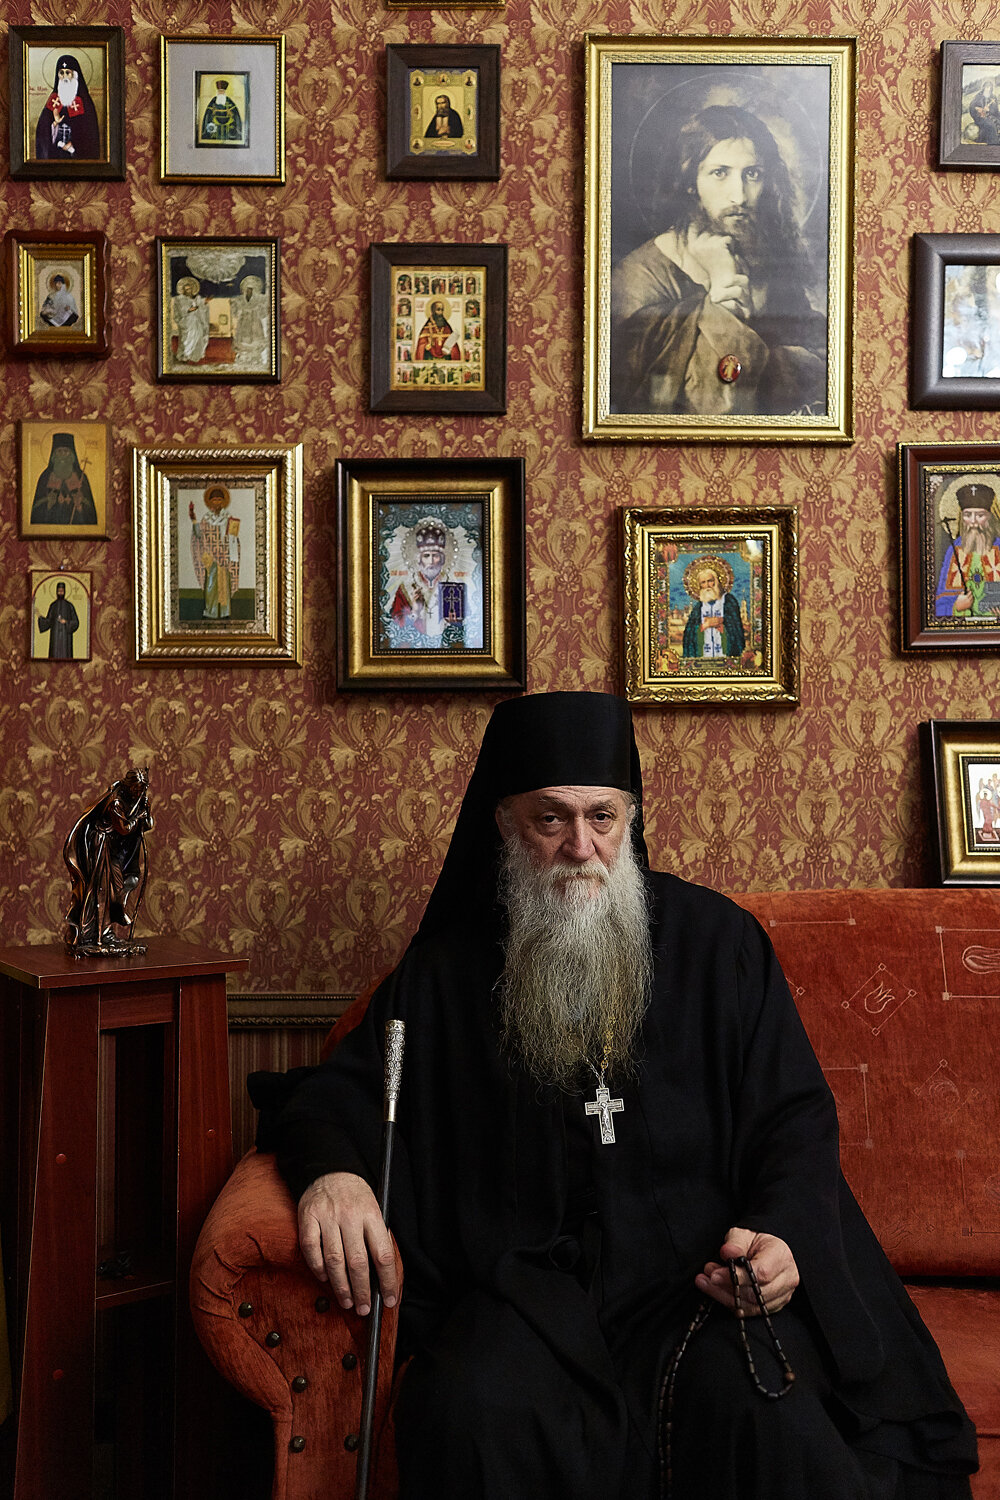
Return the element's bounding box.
[911,233,1000,407]
[898,442,1000,651]
[132,445,302,665]
[30,569,92,661]
[386,45,500,180]
[20,419,110,538]
[6,231,110,359]
[583,34,856,443]
[160,34,284,182]
[370,242,506,413]
[336,456,525,689]
[155,237,280,383]
[620,505,799,705]
[922,719,1000,884]
[938,42,1000,169]
[8,25,125,180]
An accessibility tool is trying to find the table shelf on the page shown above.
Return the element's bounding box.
[96,1264,175,1311]
[0,939,247,1500]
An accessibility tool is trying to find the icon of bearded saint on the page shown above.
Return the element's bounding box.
[34,53,101,160]
[30,433,98,526]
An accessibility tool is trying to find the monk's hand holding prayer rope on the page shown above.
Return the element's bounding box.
[694,1227,799,1316]
[297,1170,399,1319]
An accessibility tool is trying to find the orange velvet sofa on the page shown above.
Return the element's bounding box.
[191,888,1000,1499]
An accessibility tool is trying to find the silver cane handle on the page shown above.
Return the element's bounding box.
[384,1019,405,1122]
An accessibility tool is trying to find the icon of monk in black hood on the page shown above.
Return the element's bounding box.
[34,53,101,160]
[30,432,98,526]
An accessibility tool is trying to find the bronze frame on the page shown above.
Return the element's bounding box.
[6,230,110,359]
[370,242,507,414]
[386,44,500,180]
[620,505,799,705]
[336,455,526,690]
[921,720,1000,885]
[8,24,125,180]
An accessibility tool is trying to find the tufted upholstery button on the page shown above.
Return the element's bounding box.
[315,1296,331,1313]
[289,1436,306,1453]
[342,1352,357,1370]
[265,1331,281,1347]
[344,1433,360,1452]
[291,1376,308,1392]
[237,1302,253,1318]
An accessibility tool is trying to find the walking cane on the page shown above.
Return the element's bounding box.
[354,1018,406,1500]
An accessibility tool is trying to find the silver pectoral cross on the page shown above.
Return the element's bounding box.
[585,1081,624,1145]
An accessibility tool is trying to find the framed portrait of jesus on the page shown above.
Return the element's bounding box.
[583,35,856,444]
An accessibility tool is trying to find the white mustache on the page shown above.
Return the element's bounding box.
[545,861,609,884]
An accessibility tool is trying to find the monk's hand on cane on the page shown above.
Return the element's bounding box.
[297,1170,399,1318]
[694,1227,799,1315]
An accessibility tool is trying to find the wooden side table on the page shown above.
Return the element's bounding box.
[0,939,247,1500]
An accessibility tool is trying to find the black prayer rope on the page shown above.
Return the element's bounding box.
[726,1253,797,1400]
[657,1299,712,1500]
[656,1256,797,1500]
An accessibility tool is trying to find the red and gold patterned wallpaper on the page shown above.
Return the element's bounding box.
[2,0,997,992]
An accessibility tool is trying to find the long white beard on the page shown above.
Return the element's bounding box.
[57,77,78,107]
[496,832,653,1088]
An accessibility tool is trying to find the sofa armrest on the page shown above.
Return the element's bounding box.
[190,1149,401,1500]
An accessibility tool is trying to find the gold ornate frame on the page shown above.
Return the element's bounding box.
[583,34,856,444]
[620,505,799,705]
[160,34,285,183]
[6,231,109,358]
[132,445,302,666]
[921,720,1000,885]
[336,456,525,690]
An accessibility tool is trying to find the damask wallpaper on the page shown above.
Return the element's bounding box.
[2,0,997,993]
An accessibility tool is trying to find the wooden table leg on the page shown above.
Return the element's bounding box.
[173,972,236,1500]
[15,986,99,1500]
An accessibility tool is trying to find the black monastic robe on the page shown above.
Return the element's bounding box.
[260,870,977,1499]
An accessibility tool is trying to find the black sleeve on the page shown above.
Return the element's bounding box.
[251,968,400,1204]
[731,914,977,1473]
